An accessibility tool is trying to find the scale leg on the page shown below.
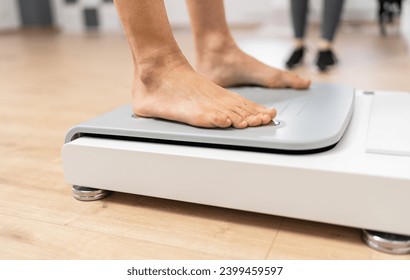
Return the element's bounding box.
[72,185,111,201]
[362,229,410,254]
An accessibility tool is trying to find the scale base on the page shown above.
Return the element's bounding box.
[72,185,111,201]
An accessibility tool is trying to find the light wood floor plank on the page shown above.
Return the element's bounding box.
[0,214,221,260]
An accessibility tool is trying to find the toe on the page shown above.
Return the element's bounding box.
[225,110,248,129]
[260,109,276,124]
[232,119,248,129]
[245,115,263,127]
[208,111,232,128]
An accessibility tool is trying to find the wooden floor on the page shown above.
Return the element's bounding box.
[1,22,409,260]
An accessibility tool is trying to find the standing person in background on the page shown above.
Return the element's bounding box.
[286,0,345,72]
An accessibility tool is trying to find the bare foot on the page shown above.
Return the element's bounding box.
[132,50,276,129]
[196,40,311,89]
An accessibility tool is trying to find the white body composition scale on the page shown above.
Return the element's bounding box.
[62,83,410,254]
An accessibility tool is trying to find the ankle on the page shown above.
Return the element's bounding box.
[294,39,305,49]
[196,33,237,63]
[135,47,191,88]
[318,39,332,51]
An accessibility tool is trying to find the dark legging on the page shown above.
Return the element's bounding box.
[290,0,345,42]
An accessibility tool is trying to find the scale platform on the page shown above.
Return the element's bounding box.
[64,83,354,153]
[62,83,410,254]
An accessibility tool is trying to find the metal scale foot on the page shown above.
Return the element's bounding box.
[362,229,410,254]
[72,185,111,201]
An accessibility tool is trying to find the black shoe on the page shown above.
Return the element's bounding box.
[316,49,338,72]
[285,47,305,69]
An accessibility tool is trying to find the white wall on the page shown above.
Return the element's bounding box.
[52,0,88,33]
[12,0,404,33]
[52,0,121,33]
[0,0,20,31]
[309,0,377,22]
[52,0,274,32]
[402,0,410,43]
[165,0,379,27]
[165,0,274,26]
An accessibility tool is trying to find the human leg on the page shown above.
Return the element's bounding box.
[286,0,309,68]
[316,0,345,71]
[321,0,345,43]
[114,0,276,128]
[290,0,309,45]
[186,0,310,89]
